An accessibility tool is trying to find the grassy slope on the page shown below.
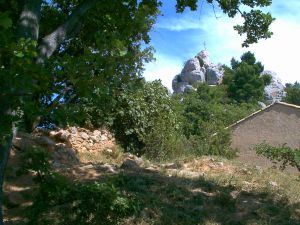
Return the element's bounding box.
[4,147,300,225]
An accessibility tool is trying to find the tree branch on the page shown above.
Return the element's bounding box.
[36,0,97,64]
[18,0,42,40]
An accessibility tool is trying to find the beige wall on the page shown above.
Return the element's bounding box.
[230,103,300,169]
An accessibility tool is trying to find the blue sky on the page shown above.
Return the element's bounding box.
[143,0,300,91]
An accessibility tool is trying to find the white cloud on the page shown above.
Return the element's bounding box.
[143,54,182,91]
[248,19,300,84]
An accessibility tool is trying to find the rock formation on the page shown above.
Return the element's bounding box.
[172,50,224,93]
[172,50,286,103]
[262,70,286,103]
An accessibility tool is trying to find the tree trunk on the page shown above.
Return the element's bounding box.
[0,130,15,225]
[36,0,96,64]
[18,0,42,40]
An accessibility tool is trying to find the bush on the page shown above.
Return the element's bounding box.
[255,142,300,171]
[26,174,138,225]
[112,80,180,156]
[175,83,257,158]
[284,82,300,105]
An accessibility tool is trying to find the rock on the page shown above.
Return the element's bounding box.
[7,192,24,207]
[80,132,89,140]
[172,78,193,93]
[121,159,140,170]
[258,101,267,109]
[216,161,224,167]
[230,190,240,199]
[205,65,223,85]
[99,164,117,173]
[196,50,210,67]
[181,70,205,84]
[269,181,278,187]
[52,161,61,168]
[105,148,113,154]
[100,135,108,141]
[49,130,57,137]
[182,58,201,73]
[90,135,98,142]
[93,130,101,137]
[37,136,56,151]
[262,70,286,103]
[162,163,178,169]
[172,49,224,93]
[70,127,78,135]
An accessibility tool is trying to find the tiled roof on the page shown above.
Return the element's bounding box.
[227,101,300,129]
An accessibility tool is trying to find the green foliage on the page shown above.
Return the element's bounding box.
[234,9,274,47]
[111,80,180,156]
[27,174,137,225]
[255,142,300,172]
[176,0,274,47]
[0,11,12,29]
[284,82,300,105]
[0,1,276,224]
[223,51,268,103]
[18,146,51,180]
[176,83,258,158]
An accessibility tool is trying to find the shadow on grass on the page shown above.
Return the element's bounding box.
[103,168,300,225]
[4,159,300,225]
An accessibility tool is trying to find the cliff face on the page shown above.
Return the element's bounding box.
[172,50,286,103]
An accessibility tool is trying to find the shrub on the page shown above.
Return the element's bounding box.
[284,82,300,105]
[26,174,138,225]
[255,142,300,171]
[112,80,180,155]
[175,83,257,158]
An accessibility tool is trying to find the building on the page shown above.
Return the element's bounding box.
[229,102,300,170]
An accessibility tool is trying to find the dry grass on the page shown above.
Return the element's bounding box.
[4,149,300,225]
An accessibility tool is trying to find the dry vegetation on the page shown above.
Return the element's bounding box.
[3,144,300,225]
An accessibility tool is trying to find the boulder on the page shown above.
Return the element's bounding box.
[121,159,140,170]
[181,70,205,84]
[100,134,108,141]
[196,50,210,67]
[69,126,78,135]
[205,66,223,85]
[181,58,201,73]
[80,132,89,140]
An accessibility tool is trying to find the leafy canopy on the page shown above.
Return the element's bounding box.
[0,0,274,137]
[284,82,300,106]
[223,51,271,103]
[175,83,259,158]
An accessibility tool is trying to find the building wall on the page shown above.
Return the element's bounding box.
[230,103,300,169]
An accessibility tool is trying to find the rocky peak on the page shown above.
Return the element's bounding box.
[172,49,224,93]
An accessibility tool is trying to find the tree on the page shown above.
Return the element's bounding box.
[177,83,258,158]
[284,82,300,105]
[223,51,271,102]
[0,0,274,223]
